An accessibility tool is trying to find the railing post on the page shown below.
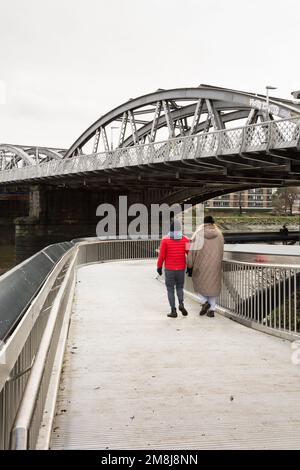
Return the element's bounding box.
[216,130,223,155]
[266,121,273,152]
[297,119,300,151]
[240,126,246,154]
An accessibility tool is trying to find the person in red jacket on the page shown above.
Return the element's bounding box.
[157,218,190,318]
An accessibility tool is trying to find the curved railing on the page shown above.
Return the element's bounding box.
[0,238,160,450]
[0,237,300,450]
[0,117,299,183]
[218,259,300,336]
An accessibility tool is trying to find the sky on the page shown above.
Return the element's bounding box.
[0,0,300,148]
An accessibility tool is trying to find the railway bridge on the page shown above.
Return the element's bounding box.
[1,85,300,260]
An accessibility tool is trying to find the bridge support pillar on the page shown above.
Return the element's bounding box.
[14,186,46,262]
[28,185,46,219]
[0,187,29,272]
[14,186,107,263]
[12,186,181,263]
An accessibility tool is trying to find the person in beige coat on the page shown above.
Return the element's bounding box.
[187,215,224,317]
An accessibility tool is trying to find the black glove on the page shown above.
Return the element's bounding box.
[186,267,193,277]
[157,267,162,276]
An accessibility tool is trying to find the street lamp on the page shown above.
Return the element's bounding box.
[265,85,277,119]
[110,126,119,151]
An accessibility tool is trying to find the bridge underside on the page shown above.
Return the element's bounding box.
[2,147,299,206]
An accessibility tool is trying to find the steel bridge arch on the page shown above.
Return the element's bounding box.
[0,144,66,170]
[65,85,300,158]
[0,144,35,167]
[26,148,63,160]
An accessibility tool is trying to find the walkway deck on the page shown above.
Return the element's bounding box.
[50,260,300,450]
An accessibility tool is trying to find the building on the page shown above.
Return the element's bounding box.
[205,188,273,211]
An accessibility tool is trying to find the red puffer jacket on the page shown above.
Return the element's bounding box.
[157,236,190,270]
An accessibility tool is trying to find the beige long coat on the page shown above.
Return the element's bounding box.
[187,224,224,297]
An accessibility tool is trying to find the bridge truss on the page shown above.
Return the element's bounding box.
[1,85,300,168]
[1,85,300,205]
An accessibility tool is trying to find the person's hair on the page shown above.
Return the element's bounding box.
[170,218,182,232]
[204,215,214,224]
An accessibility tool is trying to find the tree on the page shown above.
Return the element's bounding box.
[272,187,300,215]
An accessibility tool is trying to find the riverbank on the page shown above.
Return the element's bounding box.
[213,215,300,233]
[0,215,299,275]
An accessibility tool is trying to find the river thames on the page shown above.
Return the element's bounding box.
[0,244,15,275]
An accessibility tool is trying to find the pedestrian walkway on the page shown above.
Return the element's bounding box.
[50,260,300,449]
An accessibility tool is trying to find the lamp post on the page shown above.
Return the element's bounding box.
[110,126,119,151]
[265,85,277,119]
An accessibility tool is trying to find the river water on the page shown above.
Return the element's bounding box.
[0,244,15,275]
[0,224,292,277]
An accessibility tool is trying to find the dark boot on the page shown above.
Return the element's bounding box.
[167,308,178,318]
[199,301,210,316]
[179,303,188,316]
[207,310,215,318]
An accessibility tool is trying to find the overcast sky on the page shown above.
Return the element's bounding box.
[0,0,299,148]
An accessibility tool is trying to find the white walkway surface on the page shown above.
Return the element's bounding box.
[50,260,300,450]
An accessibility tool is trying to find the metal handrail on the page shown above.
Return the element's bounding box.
[0,116,299,182]
[218,259,300,340]
[0,246,75,450]
[0,238,160,450]
[222,258,300,270]
[11,250,78,449]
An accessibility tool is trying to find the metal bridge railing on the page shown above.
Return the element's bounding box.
[0,117,299,183]
[0,238,160,450]
[218,260,300,337]
[0,245,75,450]
[0,238,300,450]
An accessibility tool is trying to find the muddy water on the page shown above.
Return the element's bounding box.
[0,244,15,275]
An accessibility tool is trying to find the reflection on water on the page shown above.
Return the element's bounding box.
[0,244,15,275]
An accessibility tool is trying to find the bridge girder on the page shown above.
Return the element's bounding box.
[0,144,35,168]
[1,85,300,204]
[65,85,300,158]
[26,147,64,160]
[1,85,300,172]
[0,144,66,170]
